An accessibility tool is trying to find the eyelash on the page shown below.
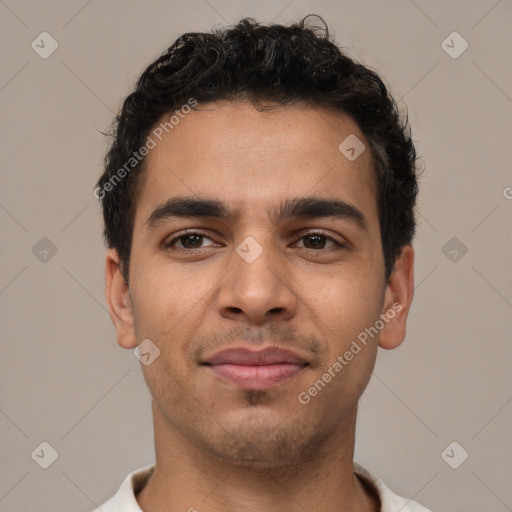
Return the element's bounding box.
[163,230,346,252]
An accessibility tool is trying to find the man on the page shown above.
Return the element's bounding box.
[94,14,430,512]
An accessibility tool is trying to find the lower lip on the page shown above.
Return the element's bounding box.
[205,363,306,390]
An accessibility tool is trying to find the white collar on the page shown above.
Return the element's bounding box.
[94,462,431,512]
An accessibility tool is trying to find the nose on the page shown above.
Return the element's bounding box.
[216,243,298,326]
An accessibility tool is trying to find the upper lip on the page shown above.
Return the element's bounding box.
[202,347,308,366]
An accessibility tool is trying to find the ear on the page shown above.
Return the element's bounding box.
[105,249,137,349]
[378,245,415,350]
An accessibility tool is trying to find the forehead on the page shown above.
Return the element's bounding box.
[135,101,378,230]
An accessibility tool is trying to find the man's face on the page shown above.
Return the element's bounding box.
[109,101,409,467]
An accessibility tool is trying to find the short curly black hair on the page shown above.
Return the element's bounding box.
[96,15,420,284]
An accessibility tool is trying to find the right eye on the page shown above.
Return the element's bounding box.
[163,230,219,251]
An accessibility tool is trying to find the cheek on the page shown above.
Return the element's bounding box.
[130,254,218,336]
[293,266,382,347]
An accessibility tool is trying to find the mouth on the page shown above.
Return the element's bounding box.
[201,346,309,390]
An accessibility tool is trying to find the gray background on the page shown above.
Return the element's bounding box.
[1,1,511,511]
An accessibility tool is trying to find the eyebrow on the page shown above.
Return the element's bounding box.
[146,196,369,233]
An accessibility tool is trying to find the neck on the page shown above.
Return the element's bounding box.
[136,401,379,512]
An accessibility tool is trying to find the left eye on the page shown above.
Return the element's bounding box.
[295,233,342,250]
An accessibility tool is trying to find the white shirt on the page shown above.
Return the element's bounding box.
[93,463,432,512]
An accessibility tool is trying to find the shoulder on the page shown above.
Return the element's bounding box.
[91,464,155,512]
[354,463,433,512]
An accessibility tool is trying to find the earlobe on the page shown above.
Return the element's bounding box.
[378,245,415,350]
[105,249,137,349]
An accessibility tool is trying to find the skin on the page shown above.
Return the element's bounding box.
[105,100,414,512]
